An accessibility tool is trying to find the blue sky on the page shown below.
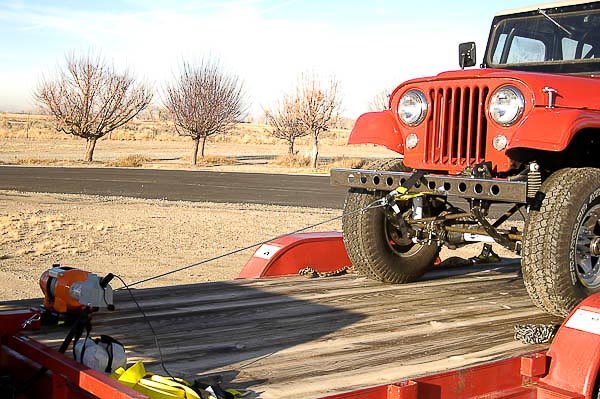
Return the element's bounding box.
[0,0,543,118]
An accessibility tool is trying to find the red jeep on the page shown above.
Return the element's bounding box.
[332,1,600,317]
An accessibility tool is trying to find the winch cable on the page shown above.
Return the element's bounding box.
[117,198,387,290]
[112,274,176,380]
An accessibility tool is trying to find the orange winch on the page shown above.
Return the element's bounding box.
[39,265,114,320]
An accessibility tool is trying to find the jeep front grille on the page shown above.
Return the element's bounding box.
[423,84,489,169]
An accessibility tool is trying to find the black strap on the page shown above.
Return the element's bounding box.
[97,336,114,373]
[63,309,92,356]
[385,169,427,203]
[99,334,124,348]
[401,169,427,191]
[77,331,92,363]
[97,335,124,373]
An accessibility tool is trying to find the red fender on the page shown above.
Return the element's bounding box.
[348,110,404,154]
[238,232,352,279]
[538,293,600,398]
[508,108,600,152]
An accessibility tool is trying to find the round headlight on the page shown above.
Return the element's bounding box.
[489,86,525,126]
[406,133,419,149]
[493,134,508,151]
[398,90,428,126]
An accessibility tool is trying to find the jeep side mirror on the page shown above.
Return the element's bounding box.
[459,42,476,69]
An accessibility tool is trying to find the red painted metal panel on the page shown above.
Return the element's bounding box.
[508,108,600,152]
[520,353,548,378]
[238,232,351,279]
[447,87,457,165]
[540,294,600,399]
[348,111,404,154]
[397,82,491,173]
[3,334,145,398]
[0,309,41,336]
[321,356,541,399]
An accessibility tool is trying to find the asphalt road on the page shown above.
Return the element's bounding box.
[0,166,515,219]
[0,166,348,209]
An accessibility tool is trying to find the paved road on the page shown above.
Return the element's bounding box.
[0,166,515,219]
[0,166,348,209]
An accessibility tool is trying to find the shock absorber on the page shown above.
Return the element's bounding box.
[527,162,542,198]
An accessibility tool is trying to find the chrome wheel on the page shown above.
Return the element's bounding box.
[576,204,600,288]
[383,214,421,256]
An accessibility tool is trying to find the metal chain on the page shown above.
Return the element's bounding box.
[298,265,353,278]
[514,324,559,345]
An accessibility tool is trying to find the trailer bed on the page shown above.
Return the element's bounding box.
[2,261,559,398]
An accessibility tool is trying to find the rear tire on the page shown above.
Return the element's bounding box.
[342,159,440,283]
[522,168,600,317]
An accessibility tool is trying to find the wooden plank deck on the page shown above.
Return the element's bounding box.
[2,261,560,398]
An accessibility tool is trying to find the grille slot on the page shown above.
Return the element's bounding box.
[423,84,489,168]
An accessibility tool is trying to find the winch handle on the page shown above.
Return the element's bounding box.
[100,273,114,288]
[100,273,116,311]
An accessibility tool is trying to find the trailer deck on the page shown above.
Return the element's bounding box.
[1,261,558,398]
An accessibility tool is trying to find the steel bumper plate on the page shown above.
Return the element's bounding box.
[330,168,527,203]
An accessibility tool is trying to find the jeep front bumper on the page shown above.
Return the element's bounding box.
[330,168,527,203]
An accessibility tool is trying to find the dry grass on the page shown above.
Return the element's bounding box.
[313,157,368,173]
[193,155,239,166]
[3,155,237,168]
[106,155,154,167]
[10,157,93,166]
[0,112,352,146]
[270,154,313,168]
[327,158,368,169]
[269,154,367,171]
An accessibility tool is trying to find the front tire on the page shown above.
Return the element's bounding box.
[522,168,600,317]
[342,159,440,283]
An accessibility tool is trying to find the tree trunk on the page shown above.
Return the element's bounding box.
[312,133,319,168]
[192,137,200,165]
[288,138,295,155]
[201,136,207,158]
[85,137,97,162]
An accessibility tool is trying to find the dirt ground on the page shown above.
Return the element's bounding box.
[0,189,519,302]
[0,191,343,300]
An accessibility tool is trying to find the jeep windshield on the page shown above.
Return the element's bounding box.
[486,7,600,74]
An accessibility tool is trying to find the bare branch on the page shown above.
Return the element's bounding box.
[34,52,153,161]
[264,94,309,154]
[368,89,391,112]
[163,59,246,164]
[294,73,342,168]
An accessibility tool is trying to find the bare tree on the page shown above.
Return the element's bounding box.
[164,59,245,165]
[294,73,341,168]
[264,95,308,154]
[34,53,153,162]
[368,89,391,112]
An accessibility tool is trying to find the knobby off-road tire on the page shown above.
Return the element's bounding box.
[522,168,600,317]
[342,159,440,283]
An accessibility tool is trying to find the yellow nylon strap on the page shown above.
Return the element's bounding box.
[113,361,201,399]
[395,191,436,201]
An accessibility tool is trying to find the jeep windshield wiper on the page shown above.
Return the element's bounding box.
[538,8,572,36]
